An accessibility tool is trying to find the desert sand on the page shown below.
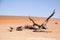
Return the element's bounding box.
[0,16,60,40]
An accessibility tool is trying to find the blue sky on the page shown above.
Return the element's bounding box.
[0,0,60,18]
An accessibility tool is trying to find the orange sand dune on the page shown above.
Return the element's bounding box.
[0,16,60,40]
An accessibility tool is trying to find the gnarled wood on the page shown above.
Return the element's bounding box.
[29,9,55,32]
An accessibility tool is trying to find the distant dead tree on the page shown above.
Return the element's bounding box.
[29,9,55,32]
[55,22,58,24]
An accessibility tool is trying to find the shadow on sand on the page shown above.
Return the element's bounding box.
[33,30,52,33]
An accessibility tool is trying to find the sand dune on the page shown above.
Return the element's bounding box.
[0,16,60,40]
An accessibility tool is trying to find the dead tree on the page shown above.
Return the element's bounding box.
[29,17,39,27]
[9,27,14,32]
[29,9,55,32]
[16,26,23,31]
[29,16,46,30]
[39,9,55,29]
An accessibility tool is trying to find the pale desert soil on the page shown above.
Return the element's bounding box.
[0,16,60,40]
